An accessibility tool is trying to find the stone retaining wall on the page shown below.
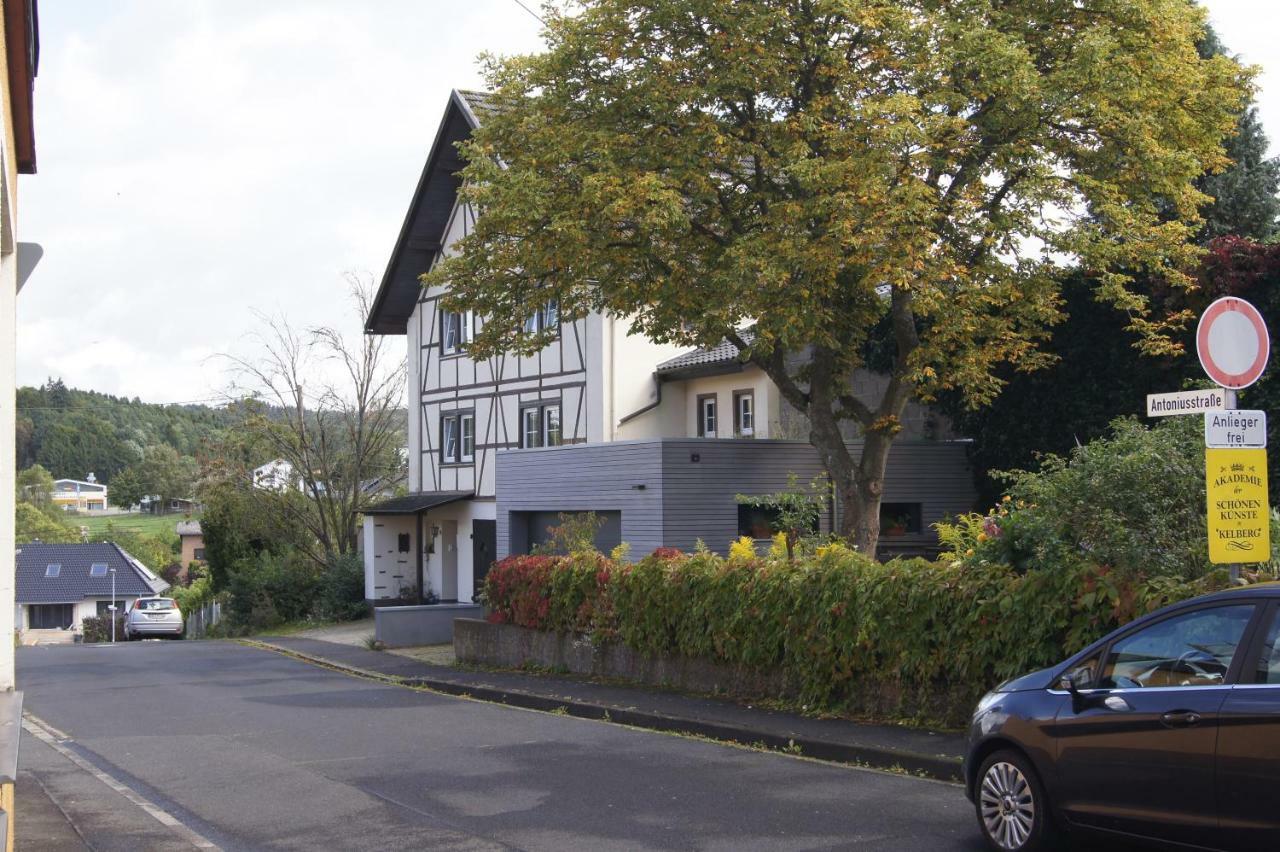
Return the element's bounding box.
[453,618,789,696]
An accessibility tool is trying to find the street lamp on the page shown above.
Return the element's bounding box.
[109,568,117,644]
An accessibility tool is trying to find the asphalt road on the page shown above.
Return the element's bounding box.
[17,641,988,851]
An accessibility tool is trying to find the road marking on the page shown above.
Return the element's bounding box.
[22,713,222,850]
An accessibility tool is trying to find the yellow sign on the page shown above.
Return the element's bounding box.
[1206,448,1271,564]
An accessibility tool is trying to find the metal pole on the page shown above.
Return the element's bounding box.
[1224,389,1241,584]
[110,568,117,643]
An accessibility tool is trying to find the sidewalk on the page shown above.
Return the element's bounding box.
[17,720,208,851]
[252,635,966,782]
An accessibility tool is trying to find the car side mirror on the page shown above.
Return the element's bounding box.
[1058,672,1087,712]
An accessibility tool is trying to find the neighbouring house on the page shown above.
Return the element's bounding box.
[52,474,108,512]
[139,495,201,515]
[252,458,296,492]
[360,90,975,617]
[176,520,204,566]
[15,542,167,635]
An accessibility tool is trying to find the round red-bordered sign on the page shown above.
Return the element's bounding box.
[1197,297,1270,390]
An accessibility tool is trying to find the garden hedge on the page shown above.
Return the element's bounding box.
[483,545,1238,727]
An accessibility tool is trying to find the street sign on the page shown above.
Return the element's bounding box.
[1205,410,1267,449]
[1147,388,1227,417]
[1197,297,1270,390]
[1206,448,1271,564]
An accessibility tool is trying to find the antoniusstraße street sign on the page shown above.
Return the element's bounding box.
[1206,448,1270,564]
[1147,388,1227,417]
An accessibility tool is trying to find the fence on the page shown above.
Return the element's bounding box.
[185,600,223,639]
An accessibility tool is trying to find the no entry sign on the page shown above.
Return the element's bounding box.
[1197,297,1270,390]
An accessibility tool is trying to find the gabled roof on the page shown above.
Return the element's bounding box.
[175,521,202,537]
[656,330,756,379]
[16,542,167,605]
[366,89,497,335]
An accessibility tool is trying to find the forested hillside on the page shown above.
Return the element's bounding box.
[16,379,235,482]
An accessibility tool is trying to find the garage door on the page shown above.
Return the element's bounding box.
[525,511,622,555]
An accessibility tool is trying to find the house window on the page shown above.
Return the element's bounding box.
[96,600,121,616]
[523,299,560,336]
[193,548,205,561]
[737,504,819,539]
[879,502,923,537]
[89,563,108,577]
[45,564,60,578]
[521,403,563,448]
[734,390,754,437]
[697,394,718,438]
[441,412,475,464]
[460,413,475,462]
[441,309,473,355]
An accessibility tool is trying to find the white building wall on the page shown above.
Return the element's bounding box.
[606,316,687,440]
[682,368,779,439]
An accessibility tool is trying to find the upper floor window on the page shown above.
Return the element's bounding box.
[733,390,754,437]
[697,394,718,438]
[89,563,109,577]
[523,299,560,336]
[441,411,475,464]
[442,310,474,355]
[45,564,61,578]
[521,403,562,448]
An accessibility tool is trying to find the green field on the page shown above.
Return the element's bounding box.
[75,513,193,541]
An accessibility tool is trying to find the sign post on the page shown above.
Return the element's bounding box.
[1196,297,1271,581]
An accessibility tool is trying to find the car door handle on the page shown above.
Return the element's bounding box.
[1160,710,1203,728]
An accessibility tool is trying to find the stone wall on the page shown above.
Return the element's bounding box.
[453,618,789,697]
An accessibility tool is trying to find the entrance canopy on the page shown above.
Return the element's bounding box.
[362,491,472,516]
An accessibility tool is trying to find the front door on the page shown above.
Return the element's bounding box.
[1053,603,1258,846]
[472,519,496,600]
[1217,602,1280,849]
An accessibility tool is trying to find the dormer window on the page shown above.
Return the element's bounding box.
[45,564,61,578]
[90,563,109,577]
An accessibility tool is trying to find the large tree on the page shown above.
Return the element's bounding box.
[434,0,1248,554]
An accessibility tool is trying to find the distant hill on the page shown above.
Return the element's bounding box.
[16,379,236,483]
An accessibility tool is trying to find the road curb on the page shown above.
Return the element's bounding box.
[243,639,963,783]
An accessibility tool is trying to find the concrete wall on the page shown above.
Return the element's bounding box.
[375,604,483,648]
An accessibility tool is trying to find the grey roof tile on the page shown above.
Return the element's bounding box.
[16,542,167,604]
[456,89,504,126]
[656,330,756,374]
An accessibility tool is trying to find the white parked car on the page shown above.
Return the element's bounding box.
[123,597,184,639]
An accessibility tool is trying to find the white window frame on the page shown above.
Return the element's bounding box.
[460,413,475,462]
[441,414,460,464]
[543,404,561,447]
[734,390,754,437]
[522,406,543,448]
[698,395,718,438]
[442,309,473,355]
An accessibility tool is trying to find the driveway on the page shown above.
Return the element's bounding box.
[18,641,984,851]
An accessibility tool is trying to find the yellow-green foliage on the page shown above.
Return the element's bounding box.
[728,536,757,562]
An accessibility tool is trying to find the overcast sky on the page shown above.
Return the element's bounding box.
[15,1,1280,404]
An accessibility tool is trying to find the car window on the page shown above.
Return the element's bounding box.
[135,599,175,611]
[1254,610,1280,685]
[1099,605,1255,689]
[1064,652,1103,689]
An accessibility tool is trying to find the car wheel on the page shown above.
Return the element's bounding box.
[976,750,1056,851]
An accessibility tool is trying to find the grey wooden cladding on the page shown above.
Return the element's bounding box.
[496,438,977,559]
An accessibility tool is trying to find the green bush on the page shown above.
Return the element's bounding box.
[937,415,1280,579]
[315,553,369,622]
[81,615,126,644]
[225,550,322,631]
[484,542,1254,727]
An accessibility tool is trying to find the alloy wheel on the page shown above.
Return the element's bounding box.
[979,760,1036,850]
